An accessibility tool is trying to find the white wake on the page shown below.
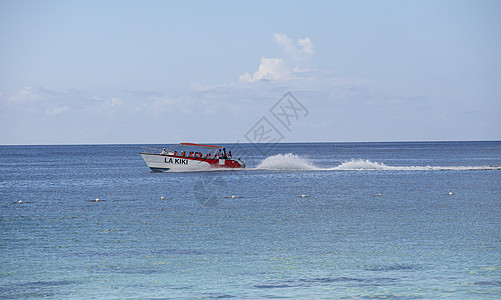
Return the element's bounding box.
[255,154,501,171]
[256,153,316,170]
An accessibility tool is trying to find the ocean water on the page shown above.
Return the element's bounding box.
[1,141,500,299]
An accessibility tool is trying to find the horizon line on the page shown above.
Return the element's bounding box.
[1,139,500,147]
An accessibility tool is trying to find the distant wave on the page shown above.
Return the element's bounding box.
[255,154,501,171]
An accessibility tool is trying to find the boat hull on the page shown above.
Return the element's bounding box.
[140,153,244,172]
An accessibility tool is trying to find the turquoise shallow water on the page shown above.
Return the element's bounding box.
[1,142,500,299]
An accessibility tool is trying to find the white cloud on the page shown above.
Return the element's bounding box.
[273,33,314,59]
[273,33,296,57]
[239,57,291,82]
[147,97,186,115]
[298,37,313,57]
[8,86,40,102]
[92,96,123,107]
[110,97,122,107]
[45,106,69,116]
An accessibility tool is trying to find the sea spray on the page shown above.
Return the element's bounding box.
[256,153,316,170]
[255,156,501,171]
[332,159,389,170]
[331,159,501,171]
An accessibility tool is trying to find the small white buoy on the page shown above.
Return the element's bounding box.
[301,194,307,198]
[95,198,100,202]
[18,200,23,204]
[160,196,165,200]
[231,195,236,199]
[448,192,453,195]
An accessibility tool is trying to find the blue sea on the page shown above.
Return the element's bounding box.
[1,141,500,299]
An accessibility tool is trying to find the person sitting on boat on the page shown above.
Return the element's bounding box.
[162,148,166,154]
[214,153,219,159]
[173,151,178,156]
[205,152,211,158]
[180,151,186,157]
[189,151,194,157]
[228,151,232,159]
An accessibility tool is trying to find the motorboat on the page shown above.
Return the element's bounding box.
[140,142,245,172]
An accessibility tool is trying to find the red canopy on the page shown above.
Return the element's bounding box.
[180,142,222,148]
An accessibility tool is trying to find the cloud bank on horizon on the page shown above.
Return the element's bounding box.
[1,1,500,144]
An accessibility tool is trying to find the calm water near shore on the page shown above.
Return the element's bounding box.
[1,141,500,299]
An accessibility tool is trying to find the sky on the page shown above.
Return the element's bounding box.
[1,0,500,145]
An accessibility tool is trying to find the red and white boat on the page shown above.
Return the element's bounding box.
[140,143,246,172]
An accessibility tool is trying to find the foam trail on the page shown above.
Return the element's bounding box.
[255,154,501,171]
[332,159,388,170]
[256,153,316,170]
[331,159,501,171]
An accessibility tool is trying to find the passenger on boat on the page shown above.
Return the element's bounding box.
[228,151,232,159]
[189,152,194,157]
[205,153,212,158]
[173,151,178,156]
[214,153,219,159]
[223,148,227,159]
[162,148,166,154]
[180,151,186,156]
